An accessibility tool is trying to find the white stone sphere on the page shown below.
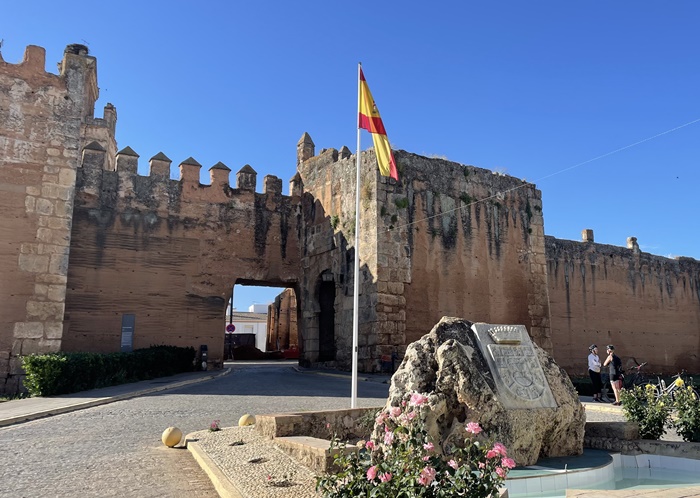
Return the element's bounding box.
[238,414,256,426]
[161,426,183,447]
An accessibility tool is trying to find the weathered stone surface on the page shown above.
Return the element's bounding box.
[585,421,639,441]
[383,317,585,466]
[18,338,61,355]
[13,322,44,339]
[18,253,49,273]
[585,435,700,460]
[26,301,64,321]
[256,407,378,442]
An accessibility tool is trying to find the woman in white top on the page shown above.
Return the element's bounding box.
[588,344,604,402]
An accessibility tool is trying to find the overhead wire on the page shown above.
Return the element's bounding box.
[387,117,700,232]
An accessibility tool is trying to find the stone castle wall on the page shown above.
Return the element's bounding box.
[295,145,552,372]
[390,153,551,351]
[546,235,700,374]
[0,45,303,392]
[295,142,363,367]
[2,43,699,392]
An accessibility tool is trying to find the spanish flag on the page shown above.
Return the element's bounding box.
[358,68,399,180]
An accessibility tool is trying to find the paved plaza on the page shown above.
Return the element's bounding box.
[0,361,390,497]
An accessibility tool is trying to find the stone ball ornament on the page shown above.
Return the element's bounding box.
[161,426,183,447]
[238,414,256,426]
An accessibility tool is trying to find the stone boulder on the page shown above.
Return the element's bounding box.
[382,317,585,466]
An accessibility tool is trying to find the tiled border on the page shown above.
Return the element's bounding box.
[505,453,700,497]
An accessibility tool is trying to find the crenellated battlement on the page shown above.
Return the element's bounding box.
[86,103,117,133]
[0,44,100,122]
[0,45,59,84]
[76,143,300,211]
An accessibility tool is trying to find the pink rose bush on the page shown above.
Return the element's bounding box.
[418,465,437,486]
[316,391,514,497]
[366,465,378,481]
[410,392,429,406]
[466,422,483,435]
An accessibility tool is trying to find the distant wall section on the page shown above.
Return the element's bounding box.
[266,288,298,351]
[546,233,700,374]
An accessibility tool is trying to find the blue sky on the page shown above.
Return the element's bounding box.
[4,2,699,309]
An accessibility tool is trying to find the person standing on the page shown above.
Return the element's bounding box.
[588,344,604,402]
[603,345,623,405]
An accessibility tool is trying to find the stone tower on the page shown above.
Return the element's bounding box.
[0,44,114,392]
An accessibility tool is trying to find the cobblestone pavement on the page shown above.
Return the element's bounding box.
[0,362,390,497]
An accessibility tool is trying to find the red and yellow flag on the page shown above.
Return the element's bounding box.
[358,68,398,180]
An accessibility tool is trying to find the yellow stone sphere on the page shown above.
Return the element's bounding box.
[161,426,183,447]
[238,414,256,426]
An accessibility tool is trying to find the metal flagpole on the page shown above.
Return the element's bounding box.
[351,62,362,408]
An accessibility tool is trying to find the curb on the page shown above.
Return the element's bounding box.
[314,371,370,382]
[186,435,244,498]
[292,366,368,381]
[0,368,231,427]
[292,366,390,383]
[581,401,624,414]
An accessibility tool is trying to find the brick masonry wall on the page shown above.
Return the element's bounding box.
[62,149,302,364]
[546,236,700,374]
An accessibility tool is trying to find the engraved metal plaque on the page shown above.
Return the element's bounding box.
[471,322,556,409]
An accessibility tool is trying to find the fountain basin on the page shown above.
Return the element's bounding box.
[506,449,700,497]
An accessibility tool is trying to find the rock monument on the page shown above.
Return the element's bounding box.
[383,317,585,466]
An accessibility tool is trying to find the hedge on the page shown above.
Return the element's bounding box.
[21,345,196,396]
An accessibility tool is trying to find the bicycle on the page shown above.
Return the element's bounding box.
[623,360,650,389]
[653,370,700,401]
[601,359,649,402]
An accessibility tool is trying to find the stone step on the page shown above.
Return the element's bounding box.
[274,436,358,473]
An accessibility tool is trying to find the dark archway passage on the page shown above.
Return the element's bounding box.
[318,280,336,361]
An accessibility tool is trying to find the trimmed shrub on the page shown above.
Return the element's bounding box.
[22,345,196,396]
[620,384,672,440]
[672,383,700,442]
